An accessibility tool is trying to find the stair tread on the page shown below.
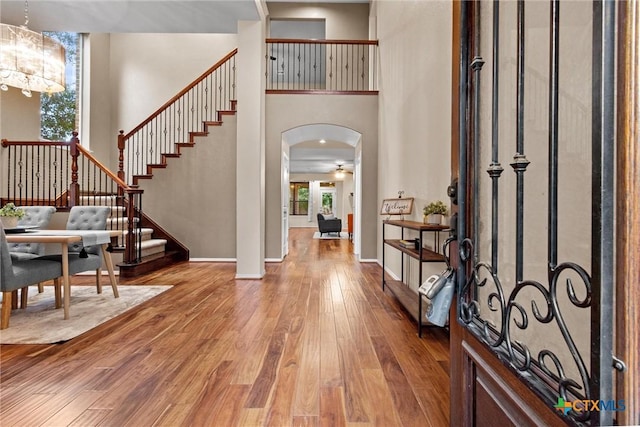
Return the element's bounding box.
[121,227,154,235]
[139,238,167,248]
[108,217,140,222]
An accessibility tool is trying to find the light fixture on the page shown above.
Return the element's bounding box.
[335,164,345,178]
[319,139,326,144]
[0,0,66,97]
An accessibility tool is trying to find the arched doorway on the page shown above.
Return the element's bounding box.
[281,124,363,258]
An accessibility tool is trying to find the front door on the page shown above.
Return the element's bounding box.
[449,1,638,426]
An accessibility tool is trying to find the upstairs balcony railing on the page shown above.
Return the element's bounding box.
[266,39,378,93]
[1,133,144,264]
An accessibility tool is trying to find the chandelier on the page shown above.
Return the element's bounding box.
[0,0,65,97]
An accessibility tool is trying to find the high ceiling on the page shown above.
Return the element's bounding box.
[0,0,368,33]
[0,1,261,33]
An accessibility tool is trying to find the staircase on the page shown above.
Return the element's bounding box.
[2,49,237,276]
[79,195,167,259]
[118,49,238,186]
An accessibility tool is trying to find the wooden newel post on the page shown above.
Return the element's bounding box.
[69,132,80,207]
[117,130,126,184]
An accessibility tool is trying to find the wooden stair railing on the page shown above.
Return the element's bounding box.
[2,133,144,265]
[117,49,238,185]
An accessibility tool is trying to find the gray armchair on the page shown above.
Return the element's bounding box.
[38,206,118,297]
[317,213,342,236]
[9,206,57,295]
[1,224,62,329]
[8,206,56,261]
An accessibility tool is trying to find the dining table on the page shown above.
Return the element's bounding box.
[6,229,120,320]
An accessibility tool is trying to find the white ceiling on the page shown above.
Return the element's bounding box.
[0,0,261,33]
[289,140,355,175]
[283,124,359,174]
[0,0,368,33]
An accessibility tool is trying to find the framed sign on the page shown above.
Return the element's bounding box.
[380,197,414,216]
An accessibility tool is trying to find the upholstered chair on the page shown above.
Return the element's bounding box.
[8,206,57,296]
[38,206,116,296]
[8,206,57,261]
[317,213,342,236]
[1,224,62,329]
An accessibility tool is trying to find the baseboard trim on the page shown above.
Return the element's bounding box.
[189,258,237,262]
[265,258,284,263]
[235,273,265,280]
[359,258,379,263]
[382,264,401,281]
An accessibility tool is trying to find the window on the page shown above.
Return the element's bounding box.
[40,32,81,141]
[290,182,309,215]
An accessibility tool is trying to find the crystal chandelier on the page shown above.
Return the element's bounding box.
[0,0,65,97]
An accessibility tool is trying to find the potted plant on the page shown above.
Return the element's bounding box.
[0,203,25,229]
[423,200,447,225]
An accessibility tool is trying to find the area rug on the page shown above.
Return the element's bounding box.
[312,231,349,239]
[0,285,171,345]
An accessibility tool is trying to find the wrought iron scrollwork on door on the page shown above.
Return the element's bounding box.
[455,0,618,425]
[459,236,593,423]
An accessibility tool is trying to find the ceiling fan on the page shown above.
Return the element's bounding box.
[334,164,353,178]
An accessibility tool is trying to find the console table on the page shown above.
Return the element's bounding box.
[382,219,448,336]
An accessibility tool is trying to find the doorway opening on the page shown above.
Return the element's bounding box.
[281,124,362,259]
[319,183,336,215]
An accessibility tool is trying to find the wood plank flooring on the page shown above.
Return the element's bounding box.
[0,228,450,426]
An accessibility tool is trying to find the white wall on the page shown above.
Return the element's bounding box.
[236,20,266,278]
[0,87,45,200]
[0,89,41,141]
[374,1,453,284]
[136,116,237,259]
[103,33,238,169]
[83,33,112,162]
[267,2,369,40]
[265,94,378,261]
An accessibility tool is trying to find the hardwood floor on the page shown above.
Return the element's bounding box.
[0,228,450,426]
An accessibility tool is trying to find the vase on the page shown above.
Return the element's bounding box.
[0,216,19,228]
[425,214,442,225]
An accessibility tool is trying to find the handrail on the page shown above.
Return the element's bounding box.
[1,140,69,147]
[123,48,238,140]
[76,144,135,191]
[266,38,378,45]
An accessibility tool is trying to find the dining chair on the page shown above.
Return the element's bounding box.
[39,206,117,296]
[8,206,57,297]
[1,224,63,329]
[8,206,57,261]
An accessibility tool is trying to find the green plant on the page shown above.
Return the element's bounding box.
[0,203,25,218]
[423,200,448,216]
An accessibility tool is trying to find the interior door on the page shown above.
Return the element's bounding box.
[449,1,637,426]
